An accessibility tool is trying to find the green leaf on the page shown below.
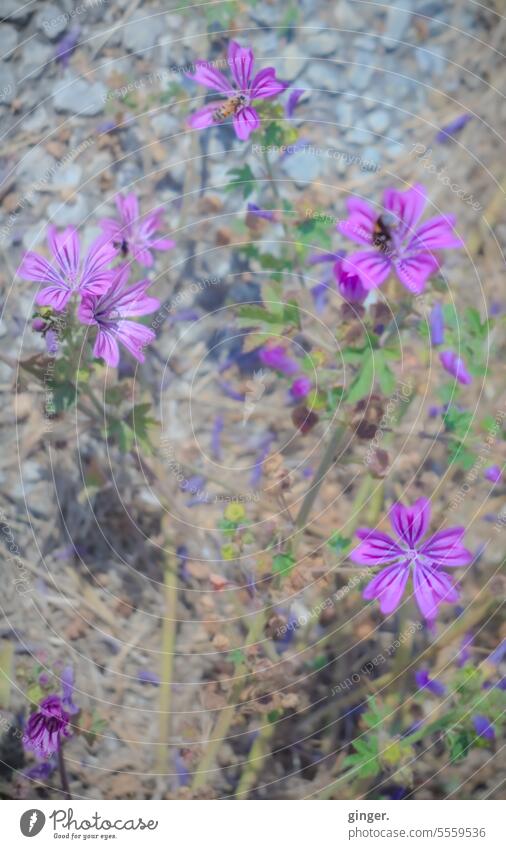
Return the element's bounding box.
[378,359,396,395]
[272,553,296,576]
[327,532,351,553]
[224,164,256,198]
[346,354,374,403]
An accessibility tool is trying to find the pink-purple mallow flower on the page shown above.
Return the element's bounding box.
[338,184,463,294]
[439,350,472,385]
[485,465,502,483]
[99,193,175,268]
[24,695,71,758]
[473,715,495,741]
[350,498,473,619]
[19,226,117,312]
[259,344,299,375]
[333,258,368,303]
[78,265,160,367]
[186,41,286,141]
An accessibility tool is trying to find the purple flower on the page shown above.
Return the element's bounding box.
[430,303,445,346]
[473,714,495,741]
[259,344,299,375]
[99,193,175,268]
[186,40,286,141]
[436,114,473,143]
[439,350,472,385]
[339,185,463,294]
[290,376,312,399]
[350,498,473,619]
[415,668,446,696]
[285,88,304,118]
[457,631,473,666]
[78,265,160,367]
[487,639,506,666]
[485,465,502,483]
[24,695,71,758]
[55,27,80,67]
[60,666,79,715]
[18,226,118,312]
[334,258,368,303]
[247,203,276,221]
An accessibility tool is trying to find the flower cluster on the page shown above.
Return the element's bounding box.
[19,194,173,366]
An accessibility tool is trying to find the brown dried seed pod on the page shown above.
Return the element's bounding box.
[351,394,384,439]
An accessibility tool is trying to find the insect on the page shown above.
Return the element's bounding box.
[113,237,129,257]
[372,212,398,254]
[212,94,248,122]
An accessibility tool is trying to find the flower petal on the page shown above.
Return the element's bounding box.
[115,193,139,227]
[250,67,286,100]
[35,284,72,311]
[350,529,403,565]
[413,563,459,620]
[439,350,472,385]
[233,106,260,140]
[342,251,392,290]
[47,225,80,279]
[228,41,254,90]
[81,237,117,293]
[383,184,427,240]
[338,197,377,246]
[410,214,464,250]
[115,320,156,362]
[93,328,120,367]
[389,498,431,546]
[420,527,473,567]
[18,252,65,286]
[187,103,221,130]
[186,61,232,94]
[395,251,439,294]
[363,562,410,615]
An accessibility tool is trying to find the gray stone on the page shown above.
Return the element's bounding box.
[382,1,413,50]
[17,146,55,181]
[123,9,164,53]
[0,66,15,104]
[276,44,308,80]
[151,113,179,137]
[47,194,89,227]
[305,61,341,92]
[348,61,374,92]
[281,149,322,187]
[346,127,371,145]
[0,0,34,23]
[0,25,18,59]
[51,163,82,189]
[367,109,390,134]
[360,146,382,171]
[250,4,280,27]
[36,3,67,40]
[416,45,446,76]
[304,29,341,57]
[53,75,107,115]
[354,36,377,51]
[19,41,54,80]
[21,107,50,133]
[336,100,354,126]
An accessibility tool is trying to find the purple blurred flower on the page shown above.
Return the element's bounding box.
[485,465,502,483]
[60,666,79,715]
[285,88,304,118]
[24,695,71,758]
[137,669,160,685]
[19,226,117,312]
[430,303,445,346]
[307,251,344,266]
[99,193,175,268]
[259,344,299,375]
[436,114,473,143]
[78,264,159,367]
[211,415,224,460]
[334,258,368,303]
[55,27,80,67]
[439,350,472,385]
[339,185,463,294]
[186,41,286,141]
[487,639,506,666]
[310,281,329,313]
[247,203,276,221]
[415,668,446,696]
[350,498,473,619]
[473,714,495,740]
[290,376,312,399]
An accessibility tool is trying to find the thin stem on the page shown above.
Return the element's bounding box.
[157,550,178,774]
[57,743,72,800]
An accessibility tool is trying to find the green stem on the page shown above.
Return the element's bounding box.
[157,551,178,774]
